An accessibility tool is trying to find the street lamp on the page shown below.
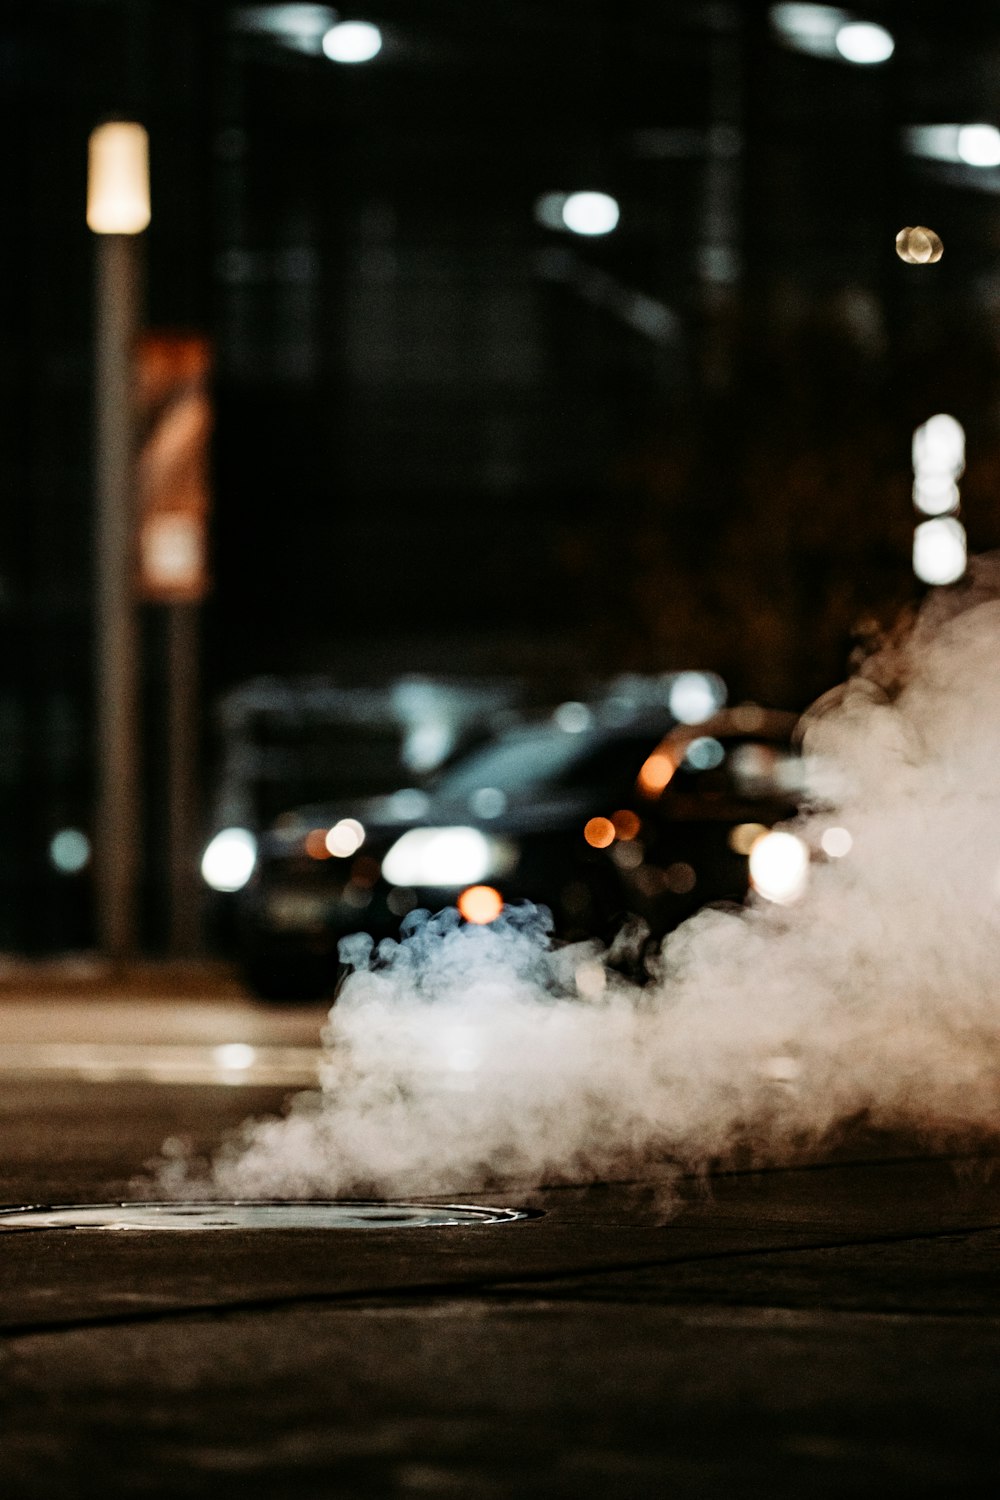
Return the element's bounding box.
[89,121,149,959]
[87,122,150,234]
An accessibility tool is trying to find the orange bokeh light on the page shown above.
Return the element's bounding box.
[305,828,332,860]
[458,885,504,924]
[584,816,616,849]
[611,808,641,841]
[637,750,675,795]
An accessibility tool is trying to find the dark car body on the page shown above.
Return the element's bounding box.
[237,712,674,996]
[235,704,801,999]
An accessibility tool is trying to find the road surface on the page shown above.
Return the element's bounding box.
[1,973,999,1497]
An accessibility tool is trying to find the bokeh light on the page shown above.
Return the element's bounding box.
[728,822,768,856]
[912,413,964,477]
[383,826,493,886]
[748,830,809,904]
[457,885,503,924]
[321,20,382,63]
[554,701,592,732]
[913,517,967,586]
[470,786,507,818]
[561,192,620,236]
[49,828,91,875]
[913,474,960,517]
[325,818,365,857]
[834,22,894,64]
[820,826,853,858]
[305,828,332,860]
[895,226,943,264]
[201,828,257,892]
[584,816,616,849]
[638,751,676,795]
[684,736,725,771]
[611,809,642,841]
[957,124,1000,167]
[669,671,726,724]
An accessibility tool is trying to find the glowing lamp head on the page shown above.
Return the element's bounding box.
[87,122,150,234]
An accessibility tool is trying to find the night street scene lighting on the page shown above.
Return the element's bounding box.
[7,6,1000,1492]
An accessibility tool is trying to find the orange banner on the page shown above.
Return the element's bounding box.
[135,332,213,603]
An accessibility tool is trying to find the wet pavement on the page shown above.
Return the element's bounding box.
[2,981,1000,1496]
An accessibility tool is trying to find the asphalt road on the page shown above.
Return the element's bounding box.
[2,978,1000,1497]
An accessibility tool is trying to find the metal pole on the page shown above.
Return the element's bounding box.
[167,599,201,953]
[94,232,141,959]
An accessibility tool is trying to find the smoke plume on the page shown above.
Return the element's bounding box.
[158,560,1000,1199]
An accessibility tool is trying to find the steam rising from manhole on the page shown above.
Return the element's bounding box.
[0,1201,535,1232]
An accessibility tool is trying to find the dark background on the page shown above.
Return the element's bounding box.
[3,0,1000,949]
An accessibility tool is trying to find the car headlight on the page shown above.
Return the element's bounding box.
[382,826,516,888]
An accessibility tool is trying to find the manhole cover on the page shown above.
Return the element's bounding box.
[0,1201,536,1232]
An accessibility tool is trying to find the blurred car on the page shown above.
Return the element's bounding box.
[233,707,675,997]
[230,701,802,1000]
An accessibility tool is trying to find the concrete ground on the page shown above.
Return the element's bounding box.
[1,978,999,1497]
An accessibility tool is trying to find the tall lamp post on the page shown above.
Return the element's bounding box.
[88,121,150,960]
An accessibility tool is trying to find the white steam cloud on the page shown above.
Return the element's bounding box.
[158,562,1000,1199]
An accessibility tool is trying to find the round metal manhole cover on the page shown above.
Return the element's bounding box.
[0,1201,536,1232]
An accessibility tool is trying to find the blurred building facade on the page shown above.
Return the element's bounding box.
[3,0,1000,948]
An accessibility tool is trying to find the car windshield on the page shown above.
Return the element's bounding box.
[432,725,661,796]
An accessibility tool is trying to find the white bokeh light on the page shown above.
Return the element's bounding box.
[383,826,494,887]
[957,124,1000,168]
[322,20,383,63]
[912,413,965,477]
[913,517,967,587]
[748,831,810,905]
[561,192,620,237]
[669,671,726,725]
[834,21,894,64]
[326,818,365,857]
[201,828,257,892]
[913,474,960,517]
[820,826,853,858]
